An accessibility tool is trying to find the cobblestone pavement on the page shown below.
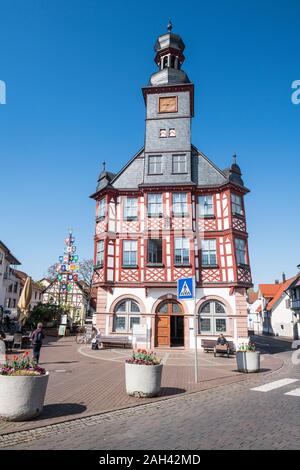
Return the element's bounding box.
[0,337,297,450]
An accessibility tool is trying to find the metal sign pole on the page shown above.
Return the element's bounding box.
[177,276,198,383]
[193,276,199,383]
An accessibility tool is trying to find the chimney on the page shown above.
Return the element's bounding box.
[275,279,279,284]
[282,272,286,282]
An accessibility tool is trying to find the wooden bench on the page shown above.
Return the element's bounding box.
[201,339,236,357]
[99,336,132,349]
[201,339,216,353]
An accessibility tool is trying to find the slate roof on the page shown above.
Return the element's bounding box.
[92,145,247,194]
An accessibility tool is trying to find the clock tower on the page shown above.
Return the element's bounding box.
[142,20,195,186]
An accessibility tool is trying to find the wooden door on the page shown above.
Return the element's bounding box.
[156,315,170,347]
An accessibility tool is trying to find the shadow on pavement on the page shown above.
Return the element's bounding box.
[159,387,186,397]
[37,403,87,420]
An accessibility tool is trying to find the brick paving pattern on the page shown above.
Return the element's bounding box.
[0,335,283,436]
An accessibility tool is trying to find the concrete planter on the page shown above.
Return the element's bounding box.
[125,363,163,397]
[236,351,260,373]
[0,372,49,421]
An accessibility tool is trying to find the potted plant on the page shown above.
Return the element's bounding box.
[0,352,49,421]
[236,342,260,373]
[125,349,163,398]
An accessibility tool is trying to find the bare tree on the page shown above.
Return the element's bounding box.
[47,263,59,281]
[78,259,94,317]
[78,259,93,287]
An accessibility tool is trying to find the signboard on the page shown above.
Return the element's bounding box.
[61,315,67,325]
[132,324,149,348]
[177,277,194,300]
[58,325,66,336]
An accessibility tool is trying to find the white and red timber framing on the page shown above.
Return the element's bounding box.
[90,23,252,349]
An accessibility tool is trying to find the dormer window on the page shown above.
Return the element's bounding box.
[172,154,187,174]
[148,155,162,174]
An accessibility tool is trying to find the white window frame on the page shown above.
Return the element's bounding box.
[96,240,104,267]
[172,154,187,174]
[172,192,188,216]
[147,193,163,217]
[235,238,247,265]
[169,128,176,137]
[159,129,167,138]
[199,301,227,335]
[113,299,141,333]
[122,240,138,267]
[98,197,106,219]
[148,155,162,174]
[201,239,217,266]
[199,195,214,217]
[123,197,138,220]
[174,237,190,265]
[231,194,243,216]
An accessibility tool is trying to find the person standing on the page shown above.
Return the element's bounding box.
[31,322,45,364]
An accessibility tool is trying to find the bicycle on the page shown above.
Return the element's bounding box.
[75,325,93,344]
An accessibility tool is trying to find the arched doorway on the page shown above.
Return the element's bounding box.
[155,300,184,347]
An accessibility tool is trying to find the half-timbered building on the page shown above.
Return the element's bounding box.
[91,23,252,349]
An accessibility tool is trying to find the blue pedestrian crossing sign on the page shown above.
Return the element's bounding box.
[177,277,194,300]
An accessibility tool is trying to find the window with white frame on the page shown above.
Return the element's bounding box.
[169,128,176,137]
[147,193,163,217]
[123,197,138,220]
[235,238,247,265]
[199,195,214,217]
[148,239,163,265]
[122,240,138,267]
[231,194,243,216]
[113,299,140,333]
[97,197,106,219]
[148,155,162,174]
[172,192,188,216]
[96,240,104,267]
[201,239,217,266]
[174,238,190,265]
[172,154,187,173]
[159,129,167,138]
[199,300,227,334]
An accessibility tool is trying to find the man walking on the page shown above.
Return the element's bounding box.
[31,322,45,364]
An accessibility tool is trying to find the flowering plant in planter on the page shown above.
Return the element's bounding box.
[126,349,161,366]
[237,342,256,352]
[0,352,46,376]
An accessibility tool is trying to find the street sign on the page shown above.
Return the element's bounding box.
[177,277,194,300]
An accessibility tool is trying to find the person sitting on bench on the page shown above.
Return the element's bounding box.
[216,333,229,348]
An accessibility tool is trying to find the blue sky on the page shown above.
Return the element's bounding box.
[0,0,299,286]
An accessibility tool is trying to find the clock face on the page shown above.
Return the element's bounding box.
[159,96,177,113]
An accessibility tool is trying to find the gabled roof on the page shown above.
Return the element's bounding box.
[14,269,43,291]
[259,284,281,299]
[259,277,296,311]
[0,241,21,265]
